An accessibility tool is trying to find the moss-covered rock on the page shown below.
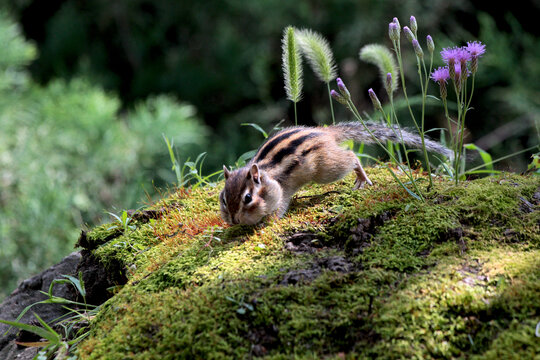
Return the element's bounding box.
[76,169,539,359]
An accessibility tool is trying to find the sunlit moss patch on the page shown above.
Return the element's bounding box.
[77,170,539,359]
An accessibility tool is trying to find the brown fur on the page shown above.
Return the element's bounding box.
[220,122,451,225]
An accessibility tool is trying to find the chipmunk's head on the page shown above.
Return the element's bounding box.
[220,164,282,225]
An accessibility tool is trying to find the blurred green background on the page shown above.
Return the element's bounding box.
[0,0,538,300]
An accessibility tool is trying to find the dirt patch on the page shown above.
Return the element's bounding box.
[458,258,489,287]
[284,232,324,253]
[345,211,394,256]
[247,324,280,357]
[280,256,355,286]
[284,211,395,256]
[438,226,468,254]
[127,208,166,223]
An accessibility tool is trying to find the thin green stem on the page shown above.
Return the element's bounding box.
[393,40,420,133]
[388,94,403,162]
[348,98,424,201]
[455,75,469,182]
[293,101,298,126]
[465,74,476,111]
[327,82,336,125]
[450,77,463,184]
[417,56,433,189]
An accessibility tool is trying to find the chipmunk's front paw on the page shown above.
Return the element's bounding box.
[353,177,373,190]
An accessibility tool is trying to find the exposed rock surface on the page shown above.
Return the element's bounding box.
[0,252,81,359]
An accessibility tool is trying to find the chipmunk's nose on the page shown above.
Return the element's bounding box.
[232,215,240,225]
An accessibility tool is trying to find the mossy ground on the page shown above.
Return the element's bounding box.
[77,168,539,359]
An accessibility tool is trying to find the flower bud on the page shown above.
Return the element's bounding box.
[368,88,383,112]
[392,17,401,32]
[385,72,393,97]
[412,39,424,58]
[336,77,351,100]
[426,35,434,54]
[403,26,415,42]
[410,16,418,36]
[331,89,348,105]
[389,22,400,42]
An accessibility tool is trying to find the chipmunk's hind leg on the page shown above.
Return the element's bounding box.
[351,152,373,190]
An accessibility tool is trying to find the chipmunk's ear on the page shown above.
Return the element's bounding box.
[250,164,261,184]
[223,165,231,180]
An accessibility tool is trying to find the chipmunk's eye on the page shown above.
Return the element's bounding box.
[244,193,252,204]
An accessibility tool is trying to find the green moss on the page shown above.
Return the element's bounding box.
[77,172,540,359]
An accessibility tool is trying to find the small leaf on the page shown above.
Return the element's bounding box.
[236,308,246,315]
[0,318,59,343]
[241,123,268,138]
[236,150,257,166]
[464,143,493,171]
[14,341,51,348]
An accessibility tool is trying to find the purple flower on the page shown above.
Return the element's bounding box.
[430,67,450,84]
[440,47,460,65]
[453,62,462,77]
[455,48,472,63]
[452,62,470,91]
[431,67,449,99]
[454,62,471,78]
[466,41,486,58]
[466,41,486,74]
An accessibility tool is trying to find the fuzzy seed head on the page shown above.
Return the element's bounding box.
[296,28,337,83]
[282,26,303,103]
[359,44,399,94]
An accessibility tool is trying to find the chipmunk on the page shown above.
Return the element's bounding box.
[220,122,452,225]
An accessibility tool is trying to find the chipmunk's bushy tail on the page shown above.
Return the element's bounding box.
[331,121,454,161]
